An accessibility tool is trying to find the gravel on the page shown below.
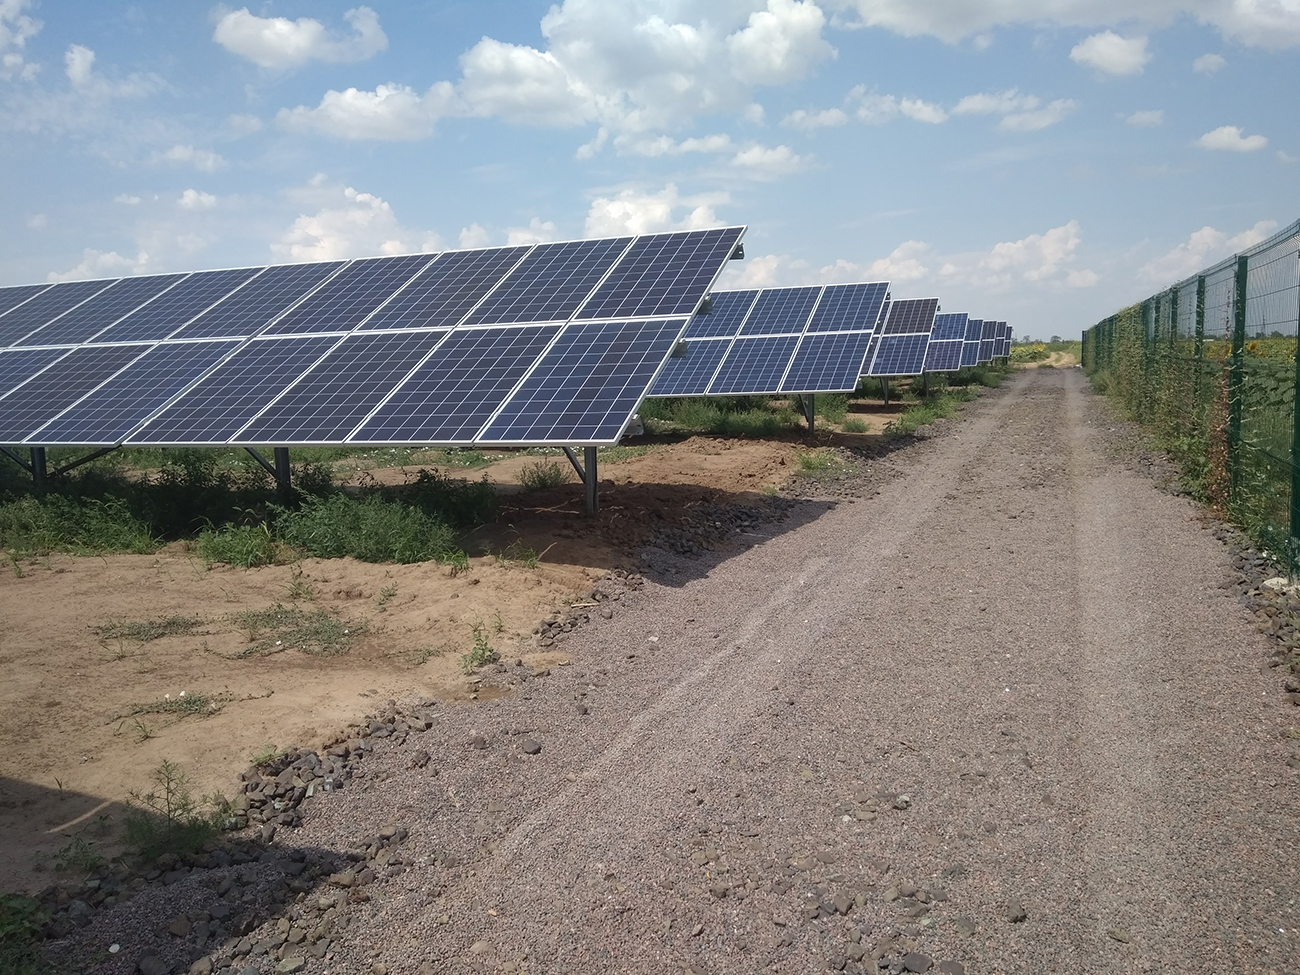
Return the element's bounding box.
[49,368,1300,974]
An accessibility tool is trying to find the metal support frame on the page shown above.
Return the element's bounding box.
[1228,255,1248,501]
[0,446,33,474]
[921,372,930,398]
[796,394,816,433]
[881,378,891,407]
[562,446,600,515]
[245,446,293,499]
[0,444,122,486]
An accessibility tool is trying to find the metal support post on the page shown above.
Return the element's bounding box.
[798,394,816,432]
[583,445,598,515]
[921,372,930,398]
[31,447,47,492]
[1228,255,1248,501]
[881,378,890,407]
[274,447,292,501]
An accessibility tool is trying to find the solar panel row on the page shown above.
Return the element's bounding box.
[0,228,744,447]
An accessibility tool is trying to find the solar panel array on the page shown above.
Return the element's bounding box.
[978,319,1000,363]
[649,281,889,397]
[923,312,967,373]
[864,298,940,376]
[0,227,744,447]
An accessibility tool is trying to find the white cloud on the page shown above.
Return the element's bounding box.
[729,143,811,179]
[827,1,1300,51]
[57,43,157,99]
[1279,150,1299,164]
[25,212,45,229]
[1193,52,1226,73]
[113,193,141,205]
[782,107,848,130]
[1196,125,1267,151]
[727,253,785,289]
[1,0,39,81]
[727,0,837,85]
[275,177,442,262]
[458,37,595,126]
[225,113,263,135]
[1139,219,1277,281]
[48,248,149,282]
[584,183,727,237]
[849,86,948,124]
[859,240,931,281]
[459,224,491,249]
[506,217,559,246]
[951,89,1039,115]
[212,5,386,70]
[999,99,1077,132]
[64,43,93,86]
[980,221,1082,281]
[613,132,734,157]
[158,144,228,173]
[1067,268,1100,287]
[178,189,218,210]
[1123,109,1164,126]
[1070,31,1151,75]
[277,82,461,140]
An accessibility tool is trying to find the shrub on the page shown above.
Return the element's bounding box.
[275,493,463,565]
[123,760,226,863]
[519,460,570,491]
[196,523,277,567]
[0,894,45,975]
[841,417,869,433]
[0,495,156,556]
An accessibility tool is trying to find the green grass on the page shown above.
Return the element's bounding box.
[0,894,45,975]
[597,444,657,463]
[196,523,279,567]
[96,615,202,643]
[275,493,466,565]
[811,393,848,424]
[126,692,223,718]
[0,494,157,557]
[519,460,570,491]
[795,449,843,476]
[841,417,869,433]
[885,391,978,436]
[640,396,802,437]
[229,604,363,657]
[123,760,227,863]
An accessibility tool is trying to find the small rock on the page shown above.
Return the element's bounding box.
[710,883,730,899]
[938,963,965,975]
[1108,928,1132,943]
[1006,901,1028,923]
[137,953,169,975]
[169,915,193,938]
[262,824,277,844]
[953,917,977,937]
[520,738,542,755]
[372,964,388,975]
[893,795,911,811]
[469,735,488,749]
[410,750,431,769]
[189,960,213,975]
[276,959,306,974]
[469,940,493,956]
[902,953,932,973]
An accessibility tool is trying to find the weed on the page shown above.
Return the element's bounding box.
[0,495,157,557]
[96,616,201,643]
[597,444,655,463]
[249,744,290,768]
[51,834,105,874]
[130,717,155,743]
[760,484,780,496]
[403,645,447,666]
[841,417,869,434]
[7,553,22,578]
[126,692,223,718]
[495,539,540,568]
[286,564,315,601]
[229,604,362,657]
[377,583,398,607]
[795,449,844,478]
[123,760,225,863]
[461,621,499,672]
[519,460,569,491]
[196,522,278,568]
[0,894,46,975]
[275,493,465,565]
[885,392,971,436]
[812,393,848,424]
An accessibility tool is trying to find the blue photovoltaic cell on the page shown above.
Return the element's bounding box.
[0,345,146,442]
[265,254,436,335]
[960,342,980,368]
[352,326,561,443]
[739,287,820,336]
[930,312,968,343]
[0,284,53,318]
[805,282,889,333]
[0,279,119,348]
[781,331,874,393]
[924,340,965,373]
[241,330,450,443]
[34,341,237,445]
[481,319,687,443]
[868,334,930,376]
[170,262,345,339]
[0,347,70,401]
[92,268,262,343]
[964,318,983,342]
[464,238,631,326]
[129,337,338,443]
[978,340,995,362]
[709,336,801,393]
[879,298,939,336]
[19,274,189,348]
[358,247,529,331]
[981,319,998,340]
[861,336,880,376]
[979,319,997,362]
[576,228,743,320]
[649,338,731,396]
[685,290,759,338]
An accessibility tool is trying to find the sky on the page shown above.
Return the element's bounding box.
[1,1,1297,341]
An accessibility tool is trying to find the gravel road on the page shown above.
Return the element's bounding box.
[62,367,1300,975]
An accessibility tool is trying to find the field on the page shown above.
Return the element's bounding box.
[0,372,1005,895]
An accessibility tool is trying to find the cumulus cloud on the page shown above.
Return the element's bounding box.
[584,183,728,237]
[1,0,41,82]
[48,248,149,282]
[613,132,734,157]
[458,37,595,126]
[459,224,491,249]
[506,218,560,246]
[1139,220,1277,281]
[850,86,948,124]
[826,1,1300,51]
[226,113,263,135]
[178,189,217,210]
[60,43,157,98]
[782,107,848,130]
[158,144,227,173]
[1123,109,1164,126]
[727,0,837,85]
[274,176,442,261]
[951,89,1039,115]
[979,221,1082,282]
[999,99,1077,132]
[113,193,141,205]
[729,143,811,179]
[213,5,387,70]
[1193,52,1226,73]
[277,82,461,140]
[1067,268,1100,287]
[1070,31,1151,75]
[1196,125,1267,151]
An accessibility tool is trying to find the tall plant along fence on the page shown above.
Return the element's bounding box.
[1082,218,1300,573]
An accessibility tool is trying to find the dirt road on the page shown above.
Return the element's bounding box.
[66,368,1300,974]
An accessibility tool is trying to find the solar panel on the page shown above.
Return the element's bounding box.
[923,340,965,372]
[878,297,939,336]
[463,238,631,326]
[357,246,530,332]
[128,336,339,444]
[169,262,346,339]
[0,279,119,348]
[979,319,998,362]
[239,330,449,443]
[684,289,759,339]
[32,341,237,445]
[265,254,436,335]
[648,338,731,396]
[92,268,263,343]
[781,331,874,392]
[0,284,54,318]
[480,318,688,444]
[351,326,562,444]
[739,287,820,336]
[576,228,744,320]
[18,273,189,348]
[867,334,930,376]
[930,312,968,343]
[960,318,983,368]
[0,347,72,401]
[710,335,801,393]
[0,345,147,442]
[805,282,888,333]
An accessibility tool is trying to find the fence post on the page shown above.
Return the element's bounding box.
[1169,287,1178,350]
[1228,255,1248,501]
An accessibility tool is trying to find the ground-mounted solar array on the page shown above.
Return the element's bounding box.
[650,281,890,397]
[0,227,745,449]
[864,298,939,377]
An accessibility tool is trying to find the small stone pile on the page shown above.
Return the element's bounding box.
[534,570,645,646]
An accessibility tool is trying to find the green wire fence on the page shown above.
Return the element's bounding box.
[1082,218,1300,574]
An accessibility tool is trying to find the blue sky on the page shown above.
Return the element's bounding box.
[1,1,1297,340]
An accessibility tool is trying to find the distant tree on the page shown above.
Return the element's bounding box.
[1050,335,1061,343]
